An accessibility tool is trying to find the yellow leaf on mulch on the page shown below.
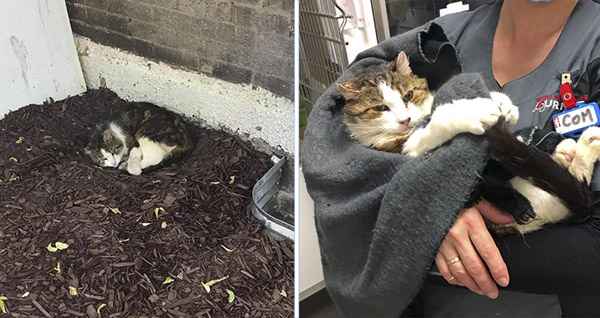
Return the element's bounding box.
[226,289,235,303]
[201,276,229,293]
[47,242,69,253]
[109,207,121,214]
[154,207,166,219]
[0,296,8,314]
[162,276,175,285]
[55,242,69,250]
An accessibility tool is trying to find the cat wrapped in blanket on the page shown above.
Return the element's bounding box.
[85,102,193,176]
[337,51,597,234]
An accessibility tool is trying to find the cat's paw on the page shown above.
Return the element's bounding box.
[401,128,429,157]
[489,223,521,236]
[552,138,577,168]
[490,92,519,127]
[577,126,600,151]
[448,97,503,135]
[511,221,544,235]
[401,139,422,157]
[569,126,600,184]
[491,219,545,235]
[127,164,142,176]
[129,147,142,160]
[511,206,537,225]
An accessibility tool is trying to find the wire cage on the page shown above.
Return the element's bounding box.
[299,0,350,136]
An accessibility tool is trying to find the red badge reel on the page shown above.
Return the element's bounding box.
[560,73,577,109]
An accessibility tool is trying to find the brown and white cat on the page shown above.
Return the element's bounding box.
[85,102,193,175]
[338,51,518,157]
[337,51,600,234]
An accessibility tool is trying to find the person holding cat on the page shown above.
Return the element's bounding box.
[304,0,600,317]
[423,0,600,317]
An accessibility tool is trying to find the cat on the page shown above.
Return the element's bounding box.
[490,125,600,233]
[337,51,599,234]
[338,52,518,156]
[85,102,193,176]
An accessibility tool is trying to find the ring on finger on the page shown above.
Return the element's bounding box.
[448,256,461,265]
[448,275,456,281]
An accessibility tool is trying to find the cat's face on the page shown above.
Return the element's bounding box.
[84,123,128,168]
[338,51,433,151]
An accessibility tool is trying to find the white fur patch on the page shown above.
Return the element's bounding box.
[410,94,434,124]
[137,137,176,170]
[100,122,129,168]
[378,82,404,110]
[109,122,127,145]
[552,138,577,168]
[402,97,509,157]
[569,126,600,184]
[100,148,120,168]
[375,82,434,133]
[509,177,571,234]
[489,92,519,127]
[378,82,410,129]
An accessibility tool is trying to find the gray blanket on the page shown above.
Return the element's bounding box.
[301,23,497,318]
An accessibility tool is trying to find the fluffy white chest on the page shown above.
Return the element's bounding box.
[137,137,176,168]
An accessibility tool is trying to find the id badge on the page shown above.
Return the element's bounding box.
[553,101,600,138]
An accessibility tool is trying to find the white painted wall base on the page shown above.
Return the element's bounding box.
[74,36,293,153]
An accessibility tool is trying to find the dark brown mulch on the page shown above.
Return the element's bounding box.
[0,89,294,318]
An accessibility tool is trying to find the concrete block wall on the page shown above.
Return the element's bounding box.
[65,0,294,99]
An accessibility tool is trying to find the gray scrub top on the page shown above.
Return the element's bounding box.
[418,3,600,317]
[434,0,600,189]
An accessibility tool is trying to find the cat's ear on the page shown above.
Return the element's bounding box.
[337,80,361,100]
[391,51,413,76]
[103,129,113,143]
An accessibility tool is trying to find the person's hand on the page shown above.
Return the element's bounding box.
[435,202,511,299]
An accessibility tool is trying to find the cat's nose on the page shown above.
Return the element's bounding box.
[398,117,411,125]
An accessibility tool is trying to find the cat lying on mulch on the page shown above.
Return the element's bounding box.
[85,102,193,175]
[337,51,598,234]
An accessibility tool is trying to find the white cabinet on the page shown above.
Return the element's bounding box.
[299,170,326,300]
[0,0,85,116]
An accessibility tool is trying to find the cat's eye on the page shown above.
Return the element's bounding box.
[372,105,390,112]
[403,91,414,103]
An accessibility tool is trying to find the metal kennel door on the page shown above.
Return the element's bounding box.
[300,0,350,107]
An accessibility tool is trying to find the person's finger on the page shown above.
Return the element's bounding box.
[477,200,514,224]
[469,216,510,287]
[448,214,499,299]
[439,240,482,295]
[435,253,460,286]
[453,239,499,299]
